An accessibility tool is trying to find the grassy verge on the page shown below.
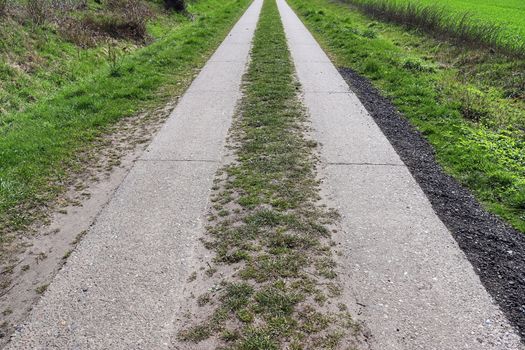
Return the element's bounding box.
[0,0,250,239]
[0,0,168,117]
[287,0,525,233]
[178,0,362,348]
[342,0,525,56]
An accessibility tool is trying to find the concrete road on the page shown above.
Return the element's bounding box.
[275,0,523,349]
[5,1,263,349]
[6,0,524,349]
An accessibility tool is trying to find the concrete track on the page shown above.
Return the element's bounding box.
[276,0,523,349]
[5,0,524,349]
[5,1,262,348]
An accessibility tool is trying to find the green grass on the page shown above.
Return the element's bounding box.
[178,0,361,347]
[288,0,525,232]
[343,0,525,55]
[405,0,525,40]
[0,0,169,116]
[0,0,251,239]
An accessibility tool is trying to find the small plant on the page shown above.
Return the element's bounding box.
[35,284,49,294]
[362,28,377,39]
[459,86,490,122]
[364,58,380,74]
[402,58,434,72]
[27,0,51,25]
[101,40,130,77]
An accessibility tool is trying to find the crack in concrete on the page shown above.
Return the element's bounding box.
[137,159,219,163]
[325,161,405,167]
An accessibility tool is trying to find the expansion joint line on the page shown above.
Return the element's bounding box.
[326,161,405,167]
[137,159,219,163]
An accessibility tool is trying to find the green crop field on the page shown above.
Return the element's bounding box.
[413,0,525,40]
[345,0,525,55]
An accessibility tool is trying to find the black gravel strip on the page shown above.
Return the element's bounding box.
[338,67,525,340]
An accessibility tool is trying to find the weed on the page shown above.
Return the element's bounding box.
[361,28,376,39]
[35,284,48,294]
[363,58,380,74]
[402,58,433,73]
[197,293,210,306]
[459,87,490,122]
[187,271,197,282]
[221,329,239,341]
[101,40,130,76]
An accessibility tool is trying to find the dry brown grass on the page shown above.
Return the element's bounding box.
[56,0,154,47]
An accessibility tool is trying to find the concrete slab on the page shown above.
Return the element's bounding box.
[5,0,263,348]
[290,44,331,62]
[324,164,521,349]
[186,61,247,93]
[277,0,523,349]
[141,91,239,161]
[7,161,215,350]
[210,43,252,62]
[295,62,350,92]
[303,92,403,164]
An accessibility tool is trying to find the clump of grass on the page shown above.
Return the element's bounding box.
[344,0,525,57]
[178,0,363,348]
[100,39,132,77]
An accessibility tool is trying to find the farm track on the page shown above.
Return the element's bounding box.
[3,0,525,349]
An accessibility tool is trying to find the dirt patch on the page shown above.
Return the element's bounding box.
[338,67,525,340]
[0,98,178,347]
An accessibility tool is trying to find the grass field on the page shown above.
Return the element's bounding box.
[413,0,525,39]
[288,0,525,233]
[416,0,525,40]
[344,0,525,55]
[0,0,250,249]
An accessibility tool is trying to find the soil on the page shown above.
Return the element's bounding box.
[338,67,525,340]
[0,98,179,348]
